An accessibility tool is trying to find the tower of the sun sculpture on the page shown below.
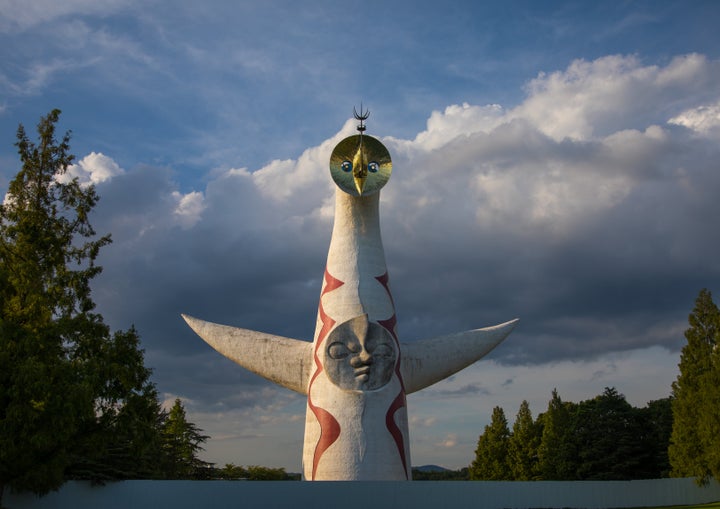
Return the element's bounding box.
[182,108,518,480]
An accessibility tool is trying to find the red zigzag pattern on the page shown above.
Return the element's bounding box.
[307,269,344,480]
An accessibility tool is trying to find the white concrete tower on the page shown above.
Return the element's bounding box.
[182,108,517,480]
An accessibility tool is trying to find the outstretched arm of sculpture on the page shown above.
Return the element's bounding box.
[400,319,519,394]
[182,314,313,395]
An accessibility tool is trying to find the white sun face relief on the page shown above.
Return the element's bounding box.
[323,314,397,391]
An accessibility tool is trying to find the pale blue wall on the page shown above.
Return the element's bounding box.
[6,478,720,509]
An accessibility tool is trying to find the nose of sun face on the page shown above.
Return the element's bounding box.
[350,348,373,367]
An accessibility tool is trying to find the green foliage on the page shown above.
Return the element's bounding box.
[470,389,674,481]
[0,110,165,499]
[637,398,673,478]
[67,379,167,481]
[670,289,720,483]
[508,400,541,480]
[701,341,720,482]
[160,399,211,479]
[470,406,511,480]
[1,110,109,323]
[537,389,577,480]
[245,465,294,481]
[216,463,298,481]
[574,387,646,480]
[0,318,85,494]
[412,467,469,480]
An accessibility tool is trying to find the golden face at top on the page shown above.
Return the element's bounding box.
[329,134,392,196]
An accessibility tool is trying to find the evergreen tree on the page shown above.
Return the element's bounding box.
[161,399,211,479]
[67,371,166,481]
[0,110,161,500]
[470,406,511,480]
[701,336,720,481]
[574,387,644,480]
[537,389,576,480]
[508,400,541,480]
[637,397,673,478]
[670,289,720,483]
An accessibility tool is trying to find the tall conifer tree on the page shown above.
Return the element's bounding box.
[161,399,210,479]
[470,406,511,480]
[508,400,540,480]
[574,387,644,480]
[669,289,720,483]
[0,110,162,500]
[701,331,720,480]
[537,389,576,480]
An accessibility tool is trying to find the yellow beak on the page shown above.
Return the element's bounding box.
[354,174,366,195]
[352,144,368,196]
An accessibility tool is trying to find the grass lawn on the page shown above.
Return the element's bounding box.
[634,502,720,509]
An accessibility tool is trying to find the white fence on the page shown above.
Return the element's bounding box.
[6,478,720,509]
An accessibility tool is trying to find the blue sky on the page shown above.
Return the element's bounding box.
[2,0,720,471]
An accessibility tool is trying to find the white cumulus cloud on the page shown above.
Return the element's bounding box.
[669,100,720,135]
[172,191,206,229]
[510,53,719,141]
[60,151,124,186]
[411,103,505,151]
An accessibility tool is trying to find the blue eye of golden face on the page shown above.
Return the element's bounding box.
[368,161,379,173]
[342,161,352,172]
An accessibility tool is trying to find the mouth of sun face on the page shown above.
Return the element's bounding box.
[354,366,371,379]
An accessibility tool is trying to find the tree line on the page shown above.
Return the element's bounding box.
[469,288,720,484]
[215,464,299,481]
[469,388,672,480]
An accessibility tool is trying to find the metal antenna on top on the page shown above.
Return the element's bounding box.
[353,103,369,133]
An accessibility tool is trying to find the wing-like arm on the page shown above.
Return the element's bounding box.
[400,319,519,394]
[182,314,313,395]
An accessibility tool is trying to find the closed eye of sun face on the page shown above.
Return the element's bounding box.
[372,343,393,358]
[328,342,350,359]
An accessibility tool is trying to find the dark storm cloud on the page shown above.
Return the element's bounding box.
[433,384,492,397]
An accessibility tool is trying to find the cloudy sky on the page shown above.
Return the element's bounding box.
[2,0,720,471]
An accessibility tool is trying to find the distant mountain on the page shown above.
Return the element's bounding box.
[413,464,450,473]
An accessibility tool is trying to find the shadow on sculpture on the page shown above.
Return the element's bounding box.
[183,107,518,480]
